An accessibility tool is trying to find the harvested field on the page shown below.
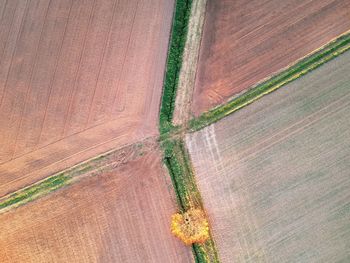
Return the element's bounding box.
[0,150,193,262]
[186,52,350,262]
[0,0,174,196]
[192,0,350,115]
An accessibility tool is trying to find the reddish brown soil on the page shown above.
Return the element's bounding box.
[0,150,193,262]
[0,0,174,196]
[192,0,350,115]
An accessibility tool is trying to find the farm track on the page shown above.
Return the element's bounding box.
[0,136,158,213]
[172,0,207,126]
[158,2,350,261]
[159,0,220,261]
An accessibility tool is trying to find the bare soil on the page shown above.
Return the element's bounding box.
[0,150,193,263]
[186,52,350,262]
[0,0,174,196]
[192,0,350,115]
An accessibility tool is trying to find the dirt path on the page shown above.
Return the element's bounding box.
[173,0,207,125]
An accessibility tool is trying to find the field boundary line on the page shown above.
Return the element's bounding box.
[158,0,220,261]
[189,31,350,132]
[172,0,207,126]
[159,0,192,134]
[0,137,157,213]
[162,138,220,262]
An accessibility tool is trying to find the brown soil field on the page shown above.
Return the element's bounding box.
[192,0,350,115]
[0,0,174,197]
[0,150,193,262]
[186,52,350,262]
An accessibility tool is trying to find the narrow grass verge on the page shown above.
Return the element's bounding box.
[189,32,350,132]
[162,138,219,262]
[0,138,156,213]
[0,173,71,211]
[159,0,193,134]
[162,139,201,210]
[173,0,208,126]
[159,1,220,261]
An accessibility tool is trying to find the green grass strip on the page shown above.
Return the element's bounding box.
[159,0,193,134]
[0,173,72,210]
[159,2,220,260]
[0,144,132,211]
[0,161,95,211]
[189,32,350,132]
[0,138,155,212]
[162,139,201,210]
[162,138,220,263]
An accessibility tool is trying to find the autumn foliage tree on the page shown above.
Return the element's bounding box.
[171,208,210,245]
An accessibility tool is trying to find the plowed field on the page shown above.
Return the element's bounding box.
[192,0,350,115]
[186,52,350,262]
[0,150,193,262]
[0,0,173,196]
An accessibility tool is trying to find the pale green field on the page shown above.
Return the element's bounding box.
[186,51,350,262]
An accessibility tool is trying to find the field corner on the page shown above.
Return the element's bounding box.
[189,31,350,132]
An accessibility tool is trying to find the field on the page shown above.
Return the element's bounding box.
[0,149,193,262]
[1,0,350,262]
[0,0,174,196]
[186,51,350,262]
[192,0,350,115]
